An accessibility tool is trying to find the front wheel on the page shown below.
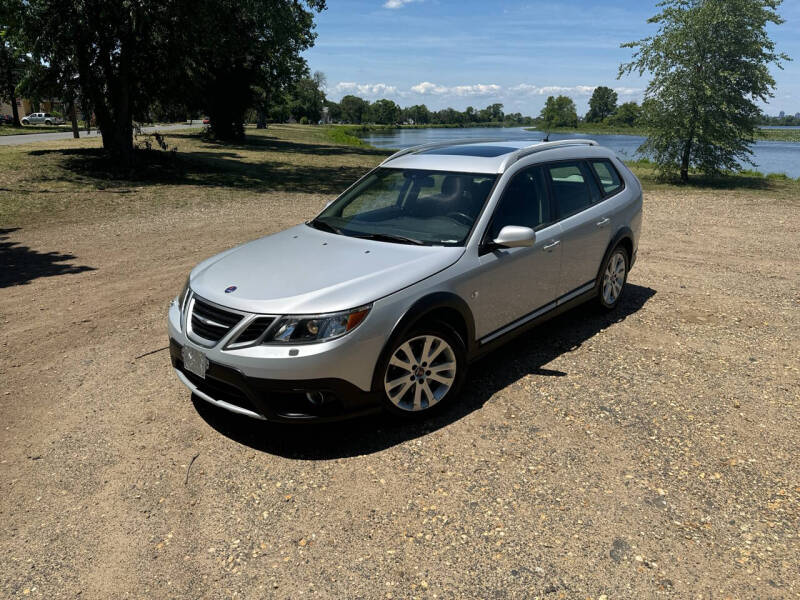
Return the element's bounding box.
[380,323,467,418]
[597,246,629,310]
[21,119,29,125]
[44,120,52,125]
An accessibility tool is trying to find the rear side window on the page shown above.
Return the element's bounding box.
[546,162,599,219]
[590,160,624,196]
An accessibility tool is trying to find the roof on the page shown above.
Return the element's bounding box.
[380,139,601,174]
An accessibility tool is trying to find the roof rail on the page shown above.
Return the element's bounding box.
[380,138,520,165]
[499,139,599,172]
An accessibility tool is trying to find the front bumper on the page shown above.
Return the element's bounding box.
[169,339,381,422]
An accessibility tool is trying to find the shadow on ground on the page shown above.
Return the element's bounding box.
[0,228,95,288]
[27,133,389,195]
[193,284,656,459]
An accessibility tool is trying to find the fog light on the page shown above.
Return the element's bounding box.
[306,391,324,405]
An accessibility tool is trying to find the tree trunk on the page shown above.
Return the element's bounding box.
[680,137,693,183]
[10,88,20,126]
[69,101,80,139]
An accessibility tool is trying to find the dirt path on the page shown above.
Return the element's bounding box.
[1,185,798,599]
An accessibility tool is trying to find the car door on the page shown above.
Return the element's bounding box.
[545,160,612,299]
[461,165,563,340]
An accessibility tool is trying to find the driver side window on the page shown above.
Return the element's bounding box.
[487,166,550,241]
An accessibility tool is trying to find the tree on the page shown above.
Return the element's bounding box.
[339,94,368,123]
[619,0,790,182]
[586,86,618,122]
[539,95,578,130]
[196,0,326,140]
[23,0,198,164]
[367,99,400,124]
[607,101,642,127]
[288,71,326,123]
[0,1,25,126]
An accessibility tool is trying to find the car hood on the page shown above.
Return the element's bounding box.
[189,224,463,314]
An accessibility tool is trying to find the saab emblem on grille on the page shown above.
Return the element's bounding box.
[225,286,237,294]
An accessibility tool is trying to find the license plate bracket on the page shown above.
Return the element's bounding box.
[182,345,209,379]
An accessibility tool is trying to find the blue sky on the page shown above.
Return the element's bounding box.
[303,0,800,116]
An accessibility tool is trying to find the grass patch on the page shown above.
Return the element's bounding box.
[1,123,796,228]
[0,125,74,136]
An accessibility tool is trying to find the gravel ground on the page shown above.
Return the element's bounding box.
[1,175,799,598]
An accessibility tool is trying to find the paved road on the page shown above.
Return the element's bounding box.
[0,122,204,146]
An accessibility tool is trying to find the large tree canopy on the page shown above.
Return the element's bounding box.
[619,0,789,181]
[18,0,325,163]
[586,86,618,123]
[539,95,578,130]
[195,0,326,141]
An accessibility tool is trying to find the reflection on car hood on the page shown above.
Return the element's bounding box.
[190,224,463,314]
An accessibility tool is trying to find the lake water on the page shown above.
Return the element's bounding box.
[359,127,800,178]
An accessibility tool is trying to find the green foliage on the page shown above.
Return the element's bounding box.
[195,0,326,141]
[606,101,642,127]
[540,95,578,130]
[299,116,309,125]
[0,1,26,125]
[367,98,401,125]
[586,86,618,123]
[288,72,326,123]
[339,95,369,124]
[619,0,790,182]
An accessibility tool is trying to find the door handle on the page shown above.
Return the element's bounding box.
[543,240,561,251]
[596,217,611,228]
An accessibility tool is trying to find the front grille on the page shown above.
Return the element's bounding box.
[233,317,275,345]
[190,297,242,343]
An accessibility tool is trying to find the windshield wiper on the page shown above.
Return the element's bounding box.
[355,232,426,246]
[309,220,343,235]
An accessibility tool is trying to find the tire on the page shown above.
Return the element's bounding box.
[21,119,29,125]
[44,120,52,125]
[597,245,629,311]
[378,321,467,418]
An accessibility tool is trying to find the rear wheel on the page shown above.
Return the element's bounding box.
[380,323,467,418]
[44,119,52,125]
[597,246,629,310]
[21,119,29,125]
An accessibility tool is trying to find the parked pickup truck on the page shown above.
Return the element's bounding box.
[21,112,65,125]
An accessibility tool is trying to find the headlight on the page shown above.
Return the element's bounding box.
[266,305,371,344]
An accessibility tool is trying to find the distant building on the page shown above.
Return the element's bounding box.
[795,113,800,119]
[779,111,785,118]
[1,97,67,117]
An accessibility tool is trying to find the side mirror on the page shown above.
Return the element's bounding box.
[492,225,536,249]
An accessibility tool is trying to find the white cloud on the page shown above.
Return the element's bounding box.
[332,82,398,97]
[383,0,419,8]
[410,82,501,96]
[510,84,643,98]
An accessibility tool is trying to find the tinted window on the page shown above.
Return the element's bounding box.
[591,160,624,196]
[547,162,596,218]
[487,166,550,240]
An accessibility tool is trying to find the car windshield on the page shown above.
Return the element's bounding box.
[310,168,497,246]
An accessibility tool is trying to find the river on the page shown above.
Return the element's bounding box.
[358,127,800,178]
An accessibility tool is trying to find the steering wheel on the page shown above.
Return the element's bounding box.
[447,212,473,226]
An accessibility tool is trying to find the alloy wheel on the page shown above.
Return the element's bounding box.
[602,250,627,305]
[384,335,457,412]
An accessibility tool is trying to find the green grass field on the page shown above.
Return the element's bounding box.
[2,124,797,228]
[0,124,74,136]
[524,124,800,142]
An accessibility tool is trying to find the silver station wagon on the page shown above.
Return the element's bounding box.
[168,139,643,422]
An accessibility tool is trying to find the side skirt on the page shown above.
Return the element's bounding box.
[468,285,597,362]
